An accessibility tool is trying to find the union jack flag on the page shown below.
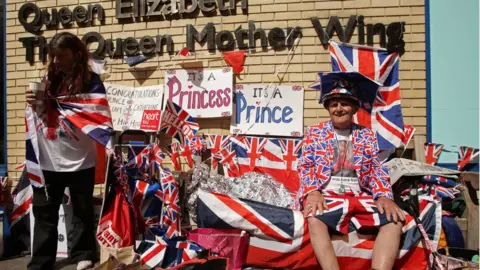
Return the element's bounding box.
[173,241,203,266]
[434,185,460,199]
[457,146,480,171]
[137,236,202,268]
[138,236,169,268]
[160,100,199,145]
[329,40,405,150]
[187,136,206,156]
[180,143,194,168]
[126,144,165,181]
[422,175,456,188]
[151,144,166,168]
[216,144,240,177]
[131,180,162,233]
[403,183,460,201]
[424,143,444,165]
[243,137,268,170]
[160,168,180,238]
[112,154,130,189]
[165,142,182,171]
[197,190,441,270]
[206,134,232,170]
[402,124,415,147]
[278,139,304,171]
[10,168,32,227]
[25,73,113,187]
[232,136,301,192]
[230,136,265,170]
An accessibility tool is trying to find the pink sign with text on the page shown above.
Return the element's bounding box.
[164,68,233,118]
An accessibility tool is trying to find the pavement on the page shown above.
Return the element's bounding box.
[0,255,78,270]
[0,255,277,270]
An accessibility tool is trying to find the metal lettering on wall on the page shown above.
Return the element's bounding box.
[116,0,247,19]
[17,2,406,63]
[18,3,104,33]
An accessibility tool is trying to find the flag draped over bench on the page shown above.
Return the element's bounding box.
[196,190,441,270]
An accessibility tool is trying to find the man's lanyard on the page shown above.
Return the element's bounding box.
[333,129,352,194]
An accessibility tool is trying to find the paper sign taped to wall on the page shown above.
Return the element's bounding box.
[105,84,164,131]
[230,84,304,137]
[140,110,162,131]
[163,68,233,118]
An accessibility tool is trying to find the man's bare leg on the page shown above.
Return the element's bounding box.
[308,217,339,270]
[372,222,403,270]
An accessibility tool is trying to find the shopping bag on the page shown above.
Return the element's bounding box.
[434,247,479,269]
[93,254,144,270]
[187,229,249,270]
[100,245,136,265]
[97,186,135,248]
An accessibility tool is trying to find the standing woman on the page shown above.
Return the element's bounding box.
[26,32,103,270]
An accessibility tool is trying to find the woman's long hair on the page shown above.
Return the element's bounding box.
[46,32,92,96]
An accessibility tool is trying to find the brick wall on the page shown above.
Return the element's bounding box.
[4,0,426,188]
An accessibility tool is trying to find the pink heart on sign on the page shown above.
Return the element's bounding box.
[188,85,193,89]
[256,101,260,105]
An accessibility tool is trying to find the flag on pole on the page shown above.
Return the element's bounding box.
[160,100,199,145]
[159,168,180,239]
[402,124,415,147]
[186,136,207,156]
[165,142,182,171]
[216,144,240,177]
[180,143,194,169]
[206,135,232,171]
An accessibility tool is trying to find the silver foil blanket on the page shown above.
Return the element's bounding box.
[186,163,292,222]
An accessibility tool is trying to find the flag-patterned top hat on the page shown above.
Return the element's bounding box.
[312,72,381,113]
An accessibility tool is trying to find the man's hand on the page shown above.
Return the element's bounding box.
[375,197,406,223]
[303,191,328,218]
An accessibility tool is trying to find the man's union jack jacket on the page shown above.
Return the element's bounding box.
[295,121,393,210]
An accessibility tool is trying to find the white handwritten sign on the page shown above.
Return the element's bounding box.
[105,84,164,131]
[164,68,233,118]
[230,84,304,137]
